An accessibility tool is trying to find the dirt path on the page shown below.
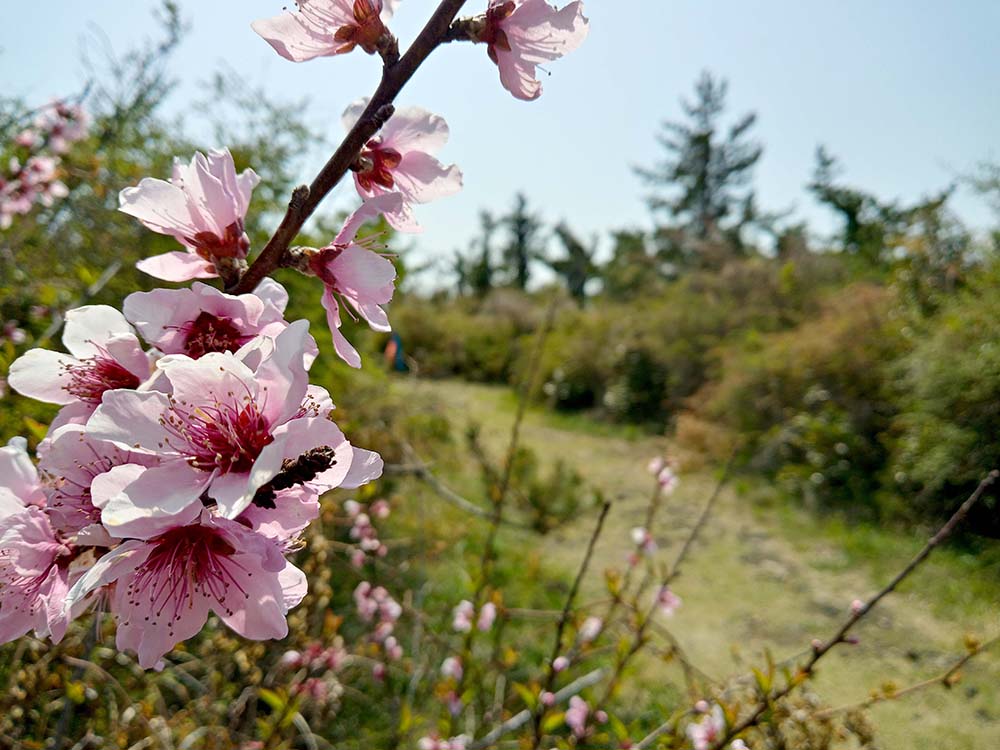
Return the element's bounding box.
[396,378,1000,749]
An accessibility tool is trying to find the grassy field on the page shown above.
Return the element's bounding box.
[393,376,1000,749]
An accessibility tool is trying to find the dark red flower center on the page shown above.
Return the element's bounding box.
[125,524,249,633]
[64,353,141,405]
[334,0,388,55]
[180,312,248,358]
[162,395,274,474]
[355,140,403,192]
[189,219,250,260]
[482,1,515,64]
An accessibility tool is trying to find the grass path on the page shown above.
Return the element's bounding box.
[396,377,1000,749]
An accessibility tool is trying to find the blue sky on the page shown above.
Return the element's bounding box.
[4,1,999,269]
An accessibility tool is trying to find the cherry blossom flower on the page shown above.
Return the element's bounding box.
[253,0,400,62]
[86,322,358,529]
[64,508,305,669]
[552,655,569,672]
[440,656,463,680]
[452,599,474,632]
[477,601,497,631]
[0,506,75,645]
[656,585,681,617]
[630,526,657,556]
[306,194,402,367]
[123,280,311,360]
[7,305,150,418]
[686,704,726,750]
[577,615,602,643]
[479,0,589,101]
[343,99,462,232]
[565,695,589,737]
[657,465,679,492]
[120,149,259,282]
[38,425,156,538]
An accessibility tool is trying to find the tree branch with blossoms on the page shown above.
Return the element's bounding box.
[0,0,590,689]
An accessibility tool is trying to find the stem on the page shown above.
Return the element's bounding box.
[231,0,470,293]
[531,502,612,748]
[813,634,1000,720]
[709,469,999,748]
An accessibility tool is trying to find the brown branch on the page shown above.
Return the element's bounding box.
[710,469,999,748]
[531,502,612,748]
[231,0,470,293]
[813,634,1000,720]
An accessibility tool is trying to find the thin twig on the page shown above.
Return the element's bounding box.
[708,469,999,748]
[814,633,1000,720]
[468,668,607,750]
[531,502,612,748]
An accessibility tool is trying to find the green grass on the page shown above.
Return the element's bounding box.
[391,376,1000,750]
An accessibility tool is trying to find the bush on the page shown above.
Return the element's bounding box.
[887,266,1000,532]
[693,284,903,515]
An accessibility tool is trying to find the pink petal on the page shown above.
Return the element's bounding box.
[136,251,217,282]
[87,390,172,453]
[340,447,384,488]
[381,106,451,154]
[7,348,77,405]
[251,7,349,63]
[321,289,362,368]
[393,152,463,205]
[62,305,135,359]
[118,178,200,237]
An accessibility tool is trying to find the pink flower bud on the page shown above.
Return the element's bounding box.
[552,656,570,673]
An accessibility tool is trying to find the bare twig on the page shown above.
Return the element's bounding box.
[531,502,612,748]
[709,469,999,748]
[814,634,1000,720]
[469,668,608,749]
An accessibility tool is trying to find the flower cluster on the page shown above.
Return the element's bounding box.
[2,220,385,669]
[2,100,89,229]
[1,0,592,691]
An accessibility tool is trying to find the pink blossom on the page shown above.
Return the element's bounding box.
[577,615,602,643]
[307,194,401,367]
[656,586,681,617]
[540,690,555,706]
[7,305,150,415]
[850,598,865,615]
[38,425,156,537]
[120,149,259,282]
[648,456,666,475]
[479,0,589,101]
[452,599,474,632]
[440,656,463,680]
[565,695,589,738]
[477,601,497,631]
[253,0,399,62]
[237,486,321,544]
[0,506,75,644]
[657,466,679,493]
[86,323,361,527]
[343,99,462,232]
[65,509,304,669]
[124,280,309,360]
[0,437,46,511]
[552,655,569,672]
[630,526,657,556]
[686,704,725,750]
[418,736,469,750]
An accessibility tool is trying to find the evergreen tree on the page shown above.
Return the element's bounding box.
[501,192,545,289]
[636,70,763,248]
